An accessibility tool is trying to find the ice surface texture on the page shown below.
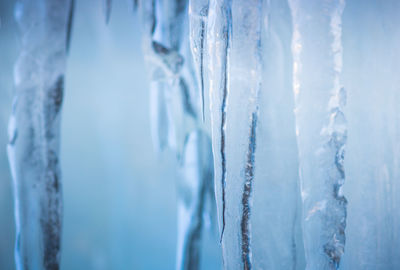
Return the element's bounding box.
[206,0,400,269]
[289,0,347,269]
[8,0,74,269]
[207,0,304,269]
[138,0,216,269]
[7,0,400,269]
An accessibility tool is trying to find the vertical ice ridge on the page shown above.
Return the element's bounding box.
[139,0,183,153]
[288,0,347,269]
[8,1,72,269]
[219,49,228,244]
[240,111,258,270]
[66,0,74,54]
[177,132,201,270]
[41,75,64,270]
[220,0,231,244]
[238,0,263,267]
[199,20,206,122]
[322,1,347,267]
[207,0,231,244]
[177,131,214,270]
[218,1,231,243]
[189,0,209,121]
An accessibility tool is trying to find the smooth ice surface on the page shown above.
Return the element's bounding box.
[340,1,400,269]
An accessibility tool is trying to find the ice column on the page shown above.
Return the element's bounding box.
[138,0,184,153]
[288,0,347,269]
[176,130,214,270]
[207,1,303,269]
[188,0,209,121]
[138,1,216,269]
[8,0,74,269]
[206,1,230,257]
[250,0,305,269]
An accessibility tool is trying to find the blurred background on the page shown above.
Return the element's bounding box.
[0,0,222,269]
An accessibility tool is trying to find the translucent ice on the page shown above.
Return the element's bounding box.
[288,0,347,269]
[188,0,209,121]
[8,0,74,269]
[138,1,216,269]
[176,130,214,270]
[207,1,304,269]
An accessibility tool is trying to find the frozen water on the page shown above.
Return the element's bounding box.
[288,0,347,269]
[138,1,217,269]
[5,0,400,269]
[8,0,74,269]
[207,0,305,269]
[188,0,209,121]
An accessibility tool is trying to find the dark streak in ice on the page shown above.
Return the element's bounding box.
[180,78,197,118]
[219,0,231,243]
[149,0,156,35]
[199,19,205,122]
[41,77,64,270]
[103,0,112,24]
[133,0,138,11]
[66,0,74,54]
[50,77,64,115]
[219,38,228,244]
[241,112,258,270]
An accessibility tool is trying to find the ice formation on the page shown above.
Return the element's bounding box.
[288,0,347,269]
[8,0,74,269]
[138,0,216,269]
[207,0,305,269]
[188,0,209,121]
[7,0,400,269]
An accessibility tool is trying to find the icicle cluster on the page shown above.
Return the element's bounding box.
[206,0,346,269]
[9,0,400,269]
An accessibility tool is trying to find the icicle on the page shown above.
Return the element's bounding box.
[206,0,230,247]
[138,0,186,153]
[188,0,209,121]
[176,130,214,270]
[288,0,347,269]
[138,1,217,270]
[102,0,112,24]
[8,1,73,269]
[207,0,265,268]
